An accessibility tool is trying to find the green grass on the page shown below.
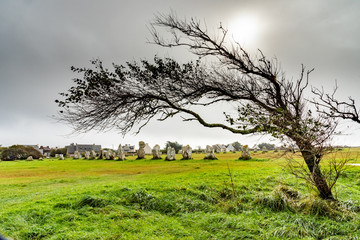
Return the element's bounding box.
[1,151,360,239]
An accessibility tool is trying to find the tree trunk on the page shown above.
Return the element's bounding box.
[300,150,334,200]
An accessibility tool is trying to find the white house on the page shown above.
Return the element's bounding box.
[144,143,152,155]
[226,144,235,152]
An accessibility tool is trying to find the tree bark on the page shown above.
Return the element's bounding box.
[300,149,334,200]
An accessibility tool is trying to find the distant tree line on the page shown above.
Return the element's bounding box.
[257,143,275,150]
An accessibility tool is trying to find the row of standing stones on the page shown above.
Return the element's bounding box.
[162,144,253,161]
[25,144,274,161]
[61,142,255,161]
[135,142,255,161]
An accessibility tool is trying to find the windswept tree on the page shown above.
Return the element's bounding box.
[57,13,338,200]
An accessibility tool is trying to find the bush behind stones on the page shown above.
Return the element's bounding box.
[1,145,43,160]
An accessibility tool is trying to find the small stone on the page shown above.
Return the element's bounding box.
[26,156,33,161]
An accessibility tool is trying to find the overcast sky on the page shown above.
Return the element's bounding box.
[1,0,360,149]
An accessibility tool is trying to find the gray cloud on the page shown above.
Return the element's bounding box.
[1,0,360,148]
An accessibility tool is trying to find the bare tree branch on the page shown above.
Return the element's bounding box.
[312,82,360,123]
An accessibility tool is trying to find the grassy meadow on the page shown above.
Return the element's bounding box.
[1,150,360,239]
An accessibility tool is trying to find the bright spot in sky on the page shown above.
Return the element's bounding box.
[228,15,260,46]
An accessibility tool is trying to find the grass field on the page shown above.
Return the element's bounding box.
[1,150,360,239]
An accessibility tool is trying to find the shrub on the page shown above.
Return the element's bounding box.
[1,145,43,160]
[49,148,67,157]
[0,146,6,158]
[165,141,182,153]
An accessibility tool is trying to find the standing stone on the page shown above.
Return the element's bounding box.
[84,151,90,159]
[253,146,259,153]
[55,154,59,158]
[152,144,162,159]
[274,147,279,152]
[182,145,192,160]
[204,145,217,160]
[73,151,81,159]
[117,144,126,161]
[239,145,251,160]
[98,150,104,159]
[59,154,65,160]
[137,141,146,159]
[90,150,97,160]
[105,151,110,160]
[104,150,115,160]
[262,146,268,153]
[165,147,176,161]
[26,156,33,161]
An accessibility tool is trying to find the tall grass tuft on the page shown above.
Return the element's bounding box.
[340,200,360,212]
[256,184,354,220]
[255,184,299,212]
[126,189,176,214]
[76,196,109,208]
[299,198,347,219]
[127,189,154,205]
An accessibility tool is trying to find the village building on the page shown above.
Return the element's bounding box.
[122,144,136,153]
[66,143,101,155]
[40,146,51,157]
[212,144,228,153]
[226,144,235,152]
[144,143,152,155]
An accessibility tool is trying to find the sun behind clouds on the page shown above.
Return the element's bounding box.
[227,14,261,47]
